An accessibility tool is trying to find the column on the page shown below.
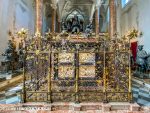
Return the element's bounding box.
[57,20,61,33]
[51,5,57,33]
[116,0,122,36]
[95,6,99,35]
[36,0,43,33]
[109,0,117,38]
[57,16,61,33]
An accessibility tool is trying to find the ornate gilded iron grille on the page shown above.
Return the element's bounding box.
[105,39,131,102]
[23,36,132,103]
[23,38,50,102]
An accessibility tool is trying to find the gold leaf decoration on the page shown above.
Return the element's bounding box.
[35,50,40,55]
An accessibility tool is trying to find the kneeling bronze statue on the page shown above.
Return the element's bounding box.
[85,23,93,38]
[136,45,150,72]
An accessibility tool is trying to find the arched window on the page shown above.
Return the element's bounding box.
[122,0,131,8]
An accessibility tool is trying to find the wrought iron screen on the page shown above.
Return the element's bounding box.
[23,36,132,103]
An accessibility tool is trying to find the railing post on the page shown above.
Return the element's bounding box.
[22,65,26,103]
[128,39,133,103]
[22,48,26,103]
[48,49,52,103]
[103,40,108,103]
[75,44,79,103]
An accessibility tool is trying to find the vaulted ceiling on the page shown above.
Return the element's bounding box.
[44,0,109,22]
[57,0,96,21]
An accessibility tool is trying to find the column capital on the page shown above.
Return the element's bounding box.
[51,4,57,10]
[58,19,61,22]
[95,5,100,9]
[95,0,103,9]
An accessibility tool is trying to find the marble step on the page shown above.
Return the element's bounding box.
[139,88,150,94]
[137,99,150,106]
[0,84,22,104]
[6,96,21,104]
[138,93,150,102]
[133,93,138,98]
[132,78,150,106]
[0,94,21,104]
[132,88,139,94]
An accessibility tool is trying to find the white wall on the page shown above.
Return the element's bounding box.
[120,0,150,52]
[0,0,35,65]
[0,0,10,63]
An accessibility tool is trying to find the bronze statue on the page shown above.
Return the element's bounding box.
[85,23,93,38]
[62,21,67,32]
[2,40,17,73]
[71,15,80,34]
[136,45,150,72]
[18,40,24,69]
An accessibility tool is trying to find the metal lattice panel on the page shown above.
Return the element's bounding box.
[22,36,132,103]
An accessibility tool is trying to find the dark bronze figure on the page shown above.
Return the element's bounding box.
[85,23,93,38]
[136,45,150,72]
[2,40,17,73]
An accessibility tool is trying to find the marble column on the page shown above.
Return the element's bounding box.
[51,5,57,33]
[36,0,43,33]
[116,0,122,36]
[95,6,99,35]
[109,0,117,38]
[57,20,61,33]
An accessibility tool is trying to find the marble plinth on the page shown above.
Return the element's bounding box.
[0,102,148,113]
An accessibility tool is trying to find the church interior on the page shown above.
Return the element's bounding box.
[0,0,150,112]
